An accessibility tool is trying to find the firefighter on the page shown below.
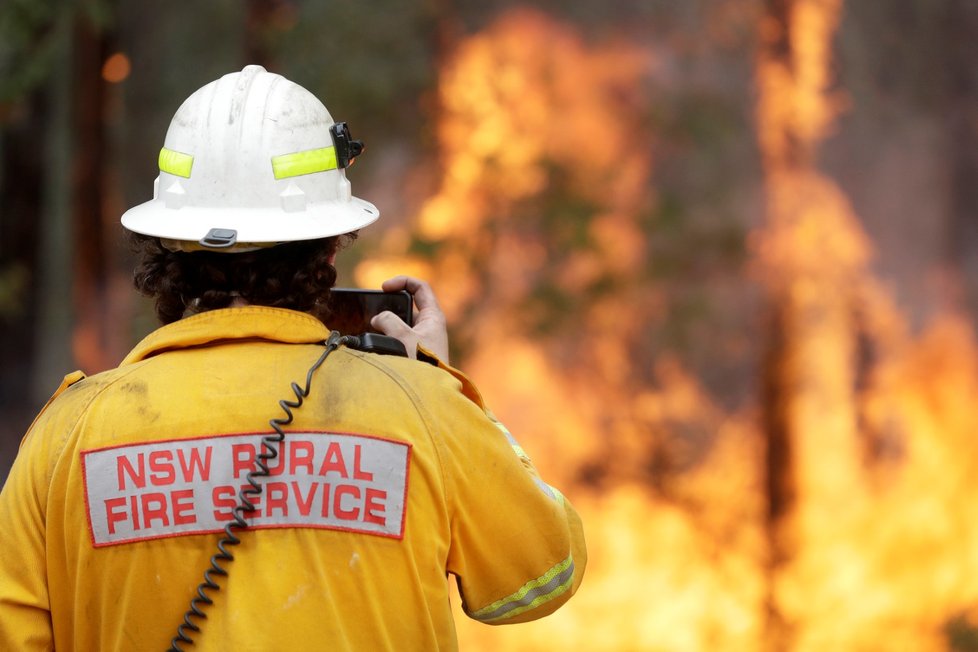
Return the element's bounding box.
[0,65,586,651]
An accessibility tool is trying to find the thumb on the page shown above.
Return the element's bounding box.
[370,311,418,358]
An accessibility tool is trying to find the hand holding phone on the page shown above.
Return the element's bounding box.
[370,276,450,365]
[326,289,414,336]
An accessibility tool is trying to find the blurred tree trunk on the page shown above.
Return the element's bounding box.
[944,0,978,322]
[30,16,75,404]
[68,15,128,375]
[426,0,461,65]
[245,0,285,67]
[757,0,861,649]
[758,4,797,649]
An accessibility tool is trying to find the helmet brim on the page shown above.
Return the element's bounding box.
[121,195,379,244]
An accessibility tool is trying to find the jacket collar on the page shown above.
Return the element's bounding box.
[121,307,331,366]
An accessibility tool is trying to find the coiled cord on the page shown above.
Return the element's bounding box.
[168,331,352,651]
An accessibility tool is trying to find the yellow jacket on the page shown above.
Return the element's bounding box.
[0,307,586,651]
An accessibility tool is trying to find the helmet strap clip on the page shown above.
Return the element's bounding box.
[331,122,364,168]
[199,228,238,249]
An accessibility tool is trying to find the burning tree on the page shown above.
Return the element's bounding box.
[357,3,978,650]
[757,0,978,649]
[357,7,769,650]
[4,1,978,649]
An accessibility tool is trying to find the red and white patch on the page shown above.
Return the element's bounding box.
[81,432,411,547]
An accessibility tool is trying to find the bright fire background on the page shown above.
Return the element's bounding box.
[353,5,978,652]
[3,1,977,650]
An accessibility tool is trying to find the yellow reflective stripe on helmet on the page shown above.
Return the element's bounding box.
[469,554,576,623]
[271,146,338,180]
[158,148,194,178]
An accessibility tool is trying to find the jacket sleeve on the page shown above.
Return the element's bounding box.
[424,361,587,625]
[0,371,85,651]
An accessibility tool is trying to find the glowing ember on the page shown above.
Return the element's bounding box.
[101,52,131,83]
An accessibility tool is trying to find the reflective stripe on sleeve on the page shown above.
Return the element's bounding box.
[534,478,561,503]
[159,148,194,178]
[494,419,562,502]
[469,554,575,623]
[494,419,530,459]
[500,427,529,459]
[271,146,338,180]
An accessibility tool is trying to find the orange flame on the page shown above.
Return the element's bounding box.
[358,4,978,650]
[756,1,978,650]
[358,8,770,649]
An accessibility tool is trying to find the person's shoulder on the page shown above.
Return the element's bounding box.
[18,365,134,457]
[32,363,149,429]
[339,348,489,412]
[339,348,452,384]
[62,363,142,396]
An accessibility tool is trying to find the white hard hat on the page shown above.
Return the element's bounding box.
[121,65,379,251]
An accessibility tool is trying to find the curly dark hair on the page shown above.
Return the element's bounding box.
[130,232,357,324]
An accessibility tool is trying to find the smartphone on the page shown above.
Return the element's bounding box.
[326,288,414,335]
